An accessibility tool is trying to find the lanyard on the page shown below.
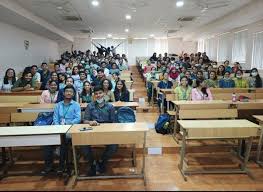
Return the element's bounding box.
[63,104,71,118]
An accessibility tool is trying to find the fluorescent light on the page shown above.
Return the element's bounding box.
[56,6,63,10]
[125,29,129,32]
[91,0,99,7]
[176,1,184,7]
[150,34,155,38]
[125,14,132,20]
[107,34,112,38]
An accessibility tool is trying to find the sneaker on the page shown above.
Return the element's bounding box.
[96,161,106,174]
[87,165,96,176]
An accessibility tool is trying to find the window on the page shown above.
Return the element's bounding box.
[205,37,218,60]
[154,38,168,55]
[232,29,248,63]
[217,33,231,62]
[252,31,263,69]
[197,39,205,52]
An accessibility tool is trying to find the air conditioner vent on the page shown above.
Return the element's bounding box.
[80,29,93,34]
[168,29,178,34]
[177,16,195,22]
[63,16,82,21]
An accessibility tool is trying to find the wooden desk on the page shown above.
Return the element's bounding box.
[253,115,263,165]
[178,119,259,181]
[69,123,148,186]
[0,125,71,180]
[19,102,139,113]
[0,90,43,96]
[0,103,28,124]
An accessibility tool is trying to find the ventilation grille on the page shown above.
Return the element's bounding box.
[167,29,178,34]
[177,16,195,22]
[63,16,82,21]
[80,29,93,34]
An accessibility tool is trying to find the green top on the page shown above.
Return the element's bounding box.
[81,93,93,103]
[11,78,37,90]
[205,79,218,88]
[174,86,192,100]
[234,78,249,88]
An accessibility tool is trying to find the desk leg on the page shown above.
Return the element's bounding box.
[241,137,253,174]
[256,126,263,163]
[178,129,187,181]
[142,132,146,186]
[72,146,78,188]
[151,84,154,106]
[161,95,164,114]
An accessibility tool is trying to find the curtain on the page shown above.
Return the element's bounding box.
[252,31,263,69]
[218,33,231,62]
[232,30,248,63]
[154,38,168,55]
[198,39,205,52]
[205,37,218,60]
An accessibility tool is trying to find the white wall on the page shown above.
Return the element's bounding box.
[168,38,197,55]
[0,21,59,77]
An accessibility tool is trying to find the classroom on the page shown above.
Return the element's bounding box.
[0,0,263,191]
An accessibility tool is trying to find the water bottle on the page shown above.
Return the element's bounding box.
[232,93,237,102]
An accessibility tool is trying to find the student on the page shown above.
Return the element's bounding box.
[59,73,67,90]
[101,62,110,77]
[75,71,88,94]
[248,68,262,88]
[40,63,51,90]
[205,71,218,88]
[232,62,242,74]
[101,79,115,102]
[31,65,41,82]
[144,60,155,74]
[40,80,58,104]
[56,77,77,102]
[144,67,157,103]
[217,65,225,80]
[114,80,129,102]
[80,81,93,103]
[157,72,173,111]
[191,79,213,101]
[174,76,192,101]
[169,67,180,82]
[83,85,118,176]
[92,69,105,87]
[224,60,232,73]
[1,68,16,91]
[192,70,204,88]
[54,63,62,74]
[45,72,59,90]
[111,72,120,91]
[234,70,249,88]
[71,66,80,82]
[219,71,235,88]
[185,71,193,86]
[12,71,37,92]
[41,85,81,175]
[109,63,120,75]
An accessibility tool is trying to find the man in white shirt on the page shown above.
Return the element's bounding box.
[31,65,41,82]
[101,62,110,78]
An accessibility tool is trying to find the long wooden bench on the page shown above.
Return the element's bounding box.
[0,96,41,103]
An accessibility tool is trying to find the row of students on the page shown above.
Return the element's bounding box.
[42,85,118,176]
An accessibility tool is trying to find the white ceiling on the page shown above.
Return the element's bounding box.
[13,0,252,39]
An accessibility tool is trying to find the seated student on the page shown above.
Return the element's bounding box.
[184,71,193,86]
[75,71,88,94]
[109,63,120,75]
[192,70,204,88]
[157,72,173,111]
[83,85,117,176]
[41,85,81,175]
[111,72,120,91]
[248,68,262,88]
[1,68,16,91]
[144,66,157,103]
[179,66,187,78]
[224,60,232,73]
[80,81,93,103]
[31,65,41,83]
[232,62,242,74]
[71,66,80,82]
[168,67,180,82]
[234,69,249,88]
[40,80,58,104]
[219,71,235,88]
[114,80,129,102]
[45,72,59,90]
[54,63,62,74]
[144,60,155,74]
[118,59,128,71]
[217,65,225,80]
[11,71,38,92]
[65,67,72,77]
[191,79,213,101]
[205,71,218,88]
[101,79,115,102]
[92,69,105,87]
[59,73,67,90]
[39,63,51,90]
[191,66,198,80]
[56,77,77,102]
[174,76,192,101]
[101,62,110,78]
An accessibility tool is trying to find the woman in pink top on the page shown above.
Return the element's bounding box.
[191,79,213,101]
[40,80,58,104]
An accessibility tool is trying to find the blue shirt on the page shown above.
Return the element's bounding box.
[53,100,81,125]
[225,66,232,73]
[56,87,77,103]
[114,90,129,102]
[219,78,235,88]
[84,102,115,123]
[157,81,173,89]
[74,80,86,94]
